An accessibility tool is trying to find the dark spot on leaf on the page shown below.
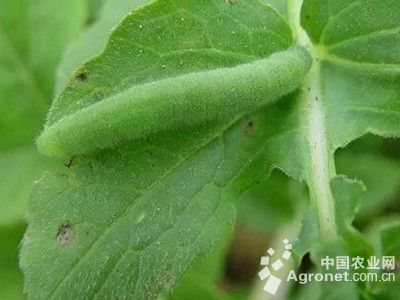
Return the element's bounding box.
[244,119,255,135]
[76,71,88,82]
[64,157,76,169]
[225,0,235,4]
[56,223,74,246]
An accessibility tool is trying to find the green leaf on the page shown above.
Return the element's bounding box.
[294,176,371,299]
[238,171,305,230]
[290,0,400,295]
[0,0,88,147]
[0,0,88,224]
[39,0,311,158]
[295,176,370,257]
[311,239,360,300]
[336,151,400,218]
[21,0,400,298]
[260,0,400,239]
[0,224,25,300]
[26,0,88,98]
[21,126,239,299]
[0,147,49,225]
[21,0,308,298]
[264,0,288,15]
[56,0,151,95]
[166,230,232,300]
[38,45,309,157]
[367,220,400,299]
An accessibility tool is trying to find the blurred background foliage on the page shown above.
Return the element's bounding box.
[0,0,399,299]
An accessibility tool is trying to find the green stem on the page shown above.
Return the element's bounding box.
[288,0,338,238]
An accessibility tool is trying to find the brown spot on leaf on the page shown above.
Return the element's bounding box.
[75,71,88,82]
[244,119,255,135]
[56,223,74,246]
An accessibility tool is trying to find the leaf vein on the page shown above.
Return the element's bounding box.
[47,117,241,299]
[159,47,257,60]
[320,0,360,43]
[327,26,400,49]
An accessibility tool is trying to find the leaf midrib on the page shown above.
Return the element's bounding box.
[319,0,360,43]
[290,0,338,237]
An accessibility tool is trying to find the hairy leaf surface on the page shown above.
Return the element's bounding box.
[56,0,151,95]
[20,0,400,299]
[21,0,309,298]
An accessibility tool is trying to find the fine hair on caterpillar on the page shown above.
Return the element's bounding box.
[37,46,311,158]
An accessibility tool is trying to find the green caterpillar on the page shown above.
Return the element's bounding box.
[37,46,311,158]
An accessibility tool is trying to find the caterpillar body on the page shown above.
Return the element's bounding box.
[37,46,311,158]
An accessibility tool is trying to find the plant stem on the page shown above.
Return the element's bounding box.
[288,0,338,238]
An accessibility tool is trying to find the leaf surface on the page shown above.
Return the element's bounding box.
[287,1,400,295]
[337,151,400,217]
[21,0,310,298]
[21,0,400,298]
[56,0,151,95]
[370,220,400,298]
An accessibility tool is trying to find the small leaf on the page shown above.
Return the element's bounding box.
[336,151,400,217]
[368,220,400,298]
